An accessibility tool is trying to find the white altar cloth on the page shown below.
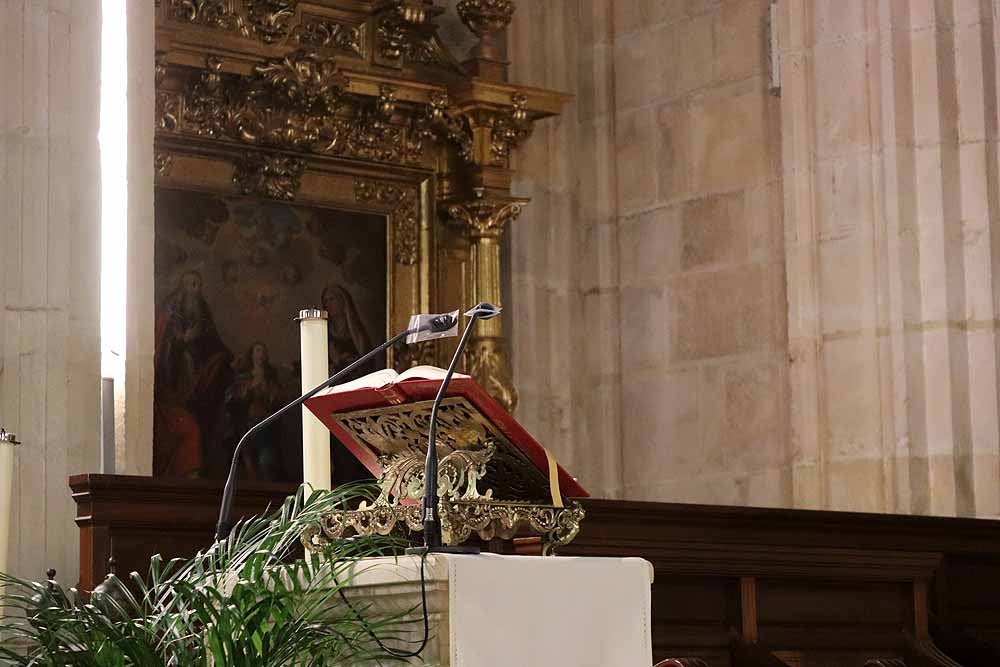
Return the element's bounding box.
[341,553,653,667]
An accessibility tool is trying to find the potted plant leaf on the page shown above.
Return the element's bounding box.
[0,484,427,666]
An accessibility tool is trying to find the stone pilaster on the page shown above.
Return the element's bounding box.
[0,0,103,581]
[121,0,156,476]
[509,0,625,500]
[779,0,1000,516]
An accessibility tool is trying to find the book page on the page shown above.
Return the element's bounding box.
[317,365,471,395]
[396,365,470,382]
[320,368,399,394]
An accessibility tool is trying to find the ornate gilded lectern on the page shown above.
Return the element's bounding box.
[301,367,587,554]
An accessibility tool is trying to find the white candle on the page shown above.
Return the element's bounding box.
[0,430,19,576]
[299,310,331,491]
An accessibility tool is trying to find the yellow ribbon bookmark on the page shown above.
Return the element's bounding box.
[543,447,564,508]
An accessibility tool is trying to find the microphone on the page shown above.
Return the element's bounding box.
[214,311,459,541]
[407,302,502,555]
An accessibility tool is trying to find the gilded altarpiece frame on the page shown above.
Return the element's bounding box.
[152,0,567,479]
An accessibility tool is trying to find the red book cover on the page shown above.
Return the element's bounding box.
[304,366,589,499]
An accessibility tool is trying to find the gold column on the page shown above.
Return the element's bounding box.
[447,191,527,413]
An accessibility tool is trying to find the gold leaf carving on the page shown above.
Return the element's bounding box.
[456,0,515,38]
[447,193,525,239]
[456,0,514,63]
[354,178,420,265]
[334,398,549,501]
[424,91,474,162]
[375,1,447,66]
[464,337,518,413]
[154,152,174,178]
[169,0,247,34]
[293,16,366,58]
[233,152,305,200]
[250,51,347,115]
[155,52,168,87]
[489,92,531,166]
[377,17,441,64]
[244,0,297,44]
[155,52,432,166]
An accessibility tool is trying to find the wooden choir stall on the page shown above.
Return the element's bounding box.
[72,474,1000,667]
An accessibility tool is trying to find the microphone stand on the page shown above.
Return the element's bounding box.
[215,316,454,541]
[407,303,500,555]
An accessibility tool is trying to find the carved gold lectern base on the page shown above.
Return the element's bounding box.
[305,397,585,555]
[304,499,585,556]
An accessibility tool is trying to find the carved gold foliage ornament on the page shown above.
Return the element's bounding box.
[156,52,434,166]
[293,16,365,57]
[170,0,245,32]
[465,337,518,413]
[306,500,584,555]
[334,398,550,501]
[456,0,515,39]
[167,0,374,55]
[376,0,446,65]
[354,178,420,264]
[244,0,297,44]
[425,91,474,162]
[154,152,174,178]
[155,52,168,86]
[489,92,532,165]
[377,441,497,504]
[448,192,525,239]
[233,152,305,200]
[250,51,347,115]
[169,0,300,45]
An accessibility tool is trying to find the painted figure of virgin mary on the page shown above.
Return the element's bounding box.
[321,285,373,374]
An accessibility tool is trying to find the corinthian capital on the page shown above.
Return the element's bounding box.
[447,191,527,239]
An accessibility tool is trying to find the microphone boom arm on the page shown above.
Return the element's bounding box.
[418,316,479,550]
[409,302,501,555]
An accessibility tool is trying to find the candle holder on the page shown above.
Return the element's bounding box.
[0,428,21,577]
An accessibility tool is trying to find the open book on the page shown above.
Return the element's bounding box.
[305,366,588,501]
[317,365,467,396]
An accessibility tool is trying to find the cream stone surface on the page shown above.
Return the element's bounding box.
[121,1,156,476]
[0,0,102,581]
[511,0,788,505]
[510,0,1000,516]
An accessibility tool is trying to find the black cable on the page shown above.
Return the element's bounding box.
[333,547,431,660]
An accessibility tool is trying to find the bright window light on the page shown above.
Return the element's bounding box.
[100,0,128,380]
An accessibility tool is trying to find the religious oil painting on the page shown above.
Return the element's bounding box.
[153,188,387,483]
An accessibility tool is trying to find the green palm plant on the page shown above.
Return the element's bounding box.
[0,484,425,666]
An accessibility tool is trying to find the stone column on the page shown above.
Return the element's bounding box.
[121,1,156,475]
[0,0,102,580]
[779,0,1000,516]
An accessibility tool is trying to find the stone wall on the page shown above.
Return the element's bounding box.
[510,1,625,499]
[0,0,103,581]
[510,0,790,505]
[510,0,1000,516]
[781,0,1000,515]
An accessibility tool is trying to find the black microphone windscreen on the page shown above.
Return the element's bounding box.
[430,314,458,332]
